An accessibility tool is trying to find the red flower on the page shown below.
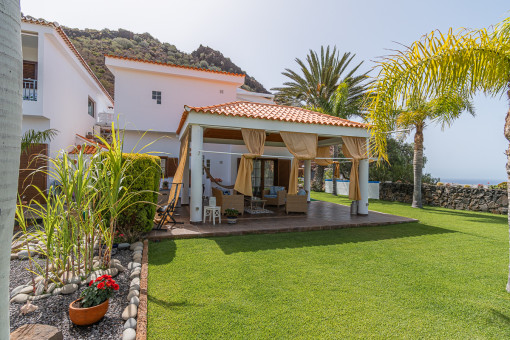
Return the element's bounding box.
[113,283,119,291]
[88,280,93,286]
[97,282,105,290]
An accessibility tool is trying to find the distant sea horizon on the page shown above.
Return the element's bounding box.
[440,178,505,185]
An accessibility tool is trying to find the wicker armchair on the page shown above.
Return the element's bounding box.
[285,191,308,214]
[262,187,287,207]
[212,187,244,215]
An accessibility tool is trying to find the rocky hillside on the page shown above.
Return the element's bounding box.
[62,27,269,98]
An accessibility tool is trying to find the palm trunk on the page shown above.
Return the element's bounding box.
[0,2,22,336]
[504,88,510,293]
[412,123,424,208]
[312,165,325,191]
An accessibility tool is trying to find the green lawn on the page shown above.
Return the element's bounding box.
[148,192,510,339]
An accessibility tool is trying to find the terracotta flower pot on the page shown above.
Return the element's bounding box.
[69,298,109,326]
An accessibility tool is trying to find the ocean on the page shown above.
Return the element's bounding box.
[440,178,505,186]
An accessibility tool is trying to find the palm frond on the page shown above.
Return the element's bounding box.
[367,19,510,161]
[21,129,59,153]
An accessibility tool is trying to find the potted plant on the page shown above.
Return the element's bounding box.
[69,274,119,326]
[225,208,239,224]
[162,180,169,189]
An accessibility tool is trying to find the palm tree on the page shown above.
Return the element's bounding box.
[272,46,367,190]
[366,18,510,289]
[0,0,22,336]
[310,80,369,194]
[272,46,365,108]
[392,94,475,208]
[21,128,58,153]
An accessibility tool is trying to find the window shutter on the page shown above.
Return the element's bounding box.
[166,158,178,177]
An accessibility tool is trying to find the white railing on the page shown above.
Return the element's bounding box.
[23,78,37,101]
[97,111,114,126]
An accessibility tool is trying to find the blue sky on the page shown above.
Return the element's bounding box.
[21,0,510,182]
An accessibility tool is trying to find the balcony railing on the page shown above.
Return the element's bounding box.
[23,78,37,101]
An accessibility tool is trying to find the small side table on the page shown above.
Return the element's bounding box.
[203,206,221,225]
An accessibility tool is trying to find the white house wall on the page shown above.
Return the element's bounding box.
[21,116,50,134]
[39,34,109,157]
[20,21,112,164]
[110,67,239,133]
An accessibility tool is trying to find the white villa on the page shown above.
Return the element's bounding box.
[18,16,371,222]
[18,16,113,202]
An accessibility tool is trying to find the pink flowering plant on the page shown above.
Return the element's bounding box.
[80,275,119,308]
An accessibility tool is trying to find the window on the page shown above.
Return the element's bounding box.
[152,91,161,104]
[88,97,95,117]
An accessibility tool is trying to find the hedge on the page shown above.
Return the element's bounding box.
[117,153,160,241]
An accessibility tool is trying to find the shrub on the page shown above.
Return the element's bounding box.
[498,182,508,190]
[117,153,160,241]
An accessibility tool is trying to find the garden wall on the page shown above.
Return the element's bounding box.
[379,182,508,214]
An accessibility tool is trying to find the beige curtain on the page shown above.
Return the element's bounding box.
[281,131,318,194]
[342,136,367,201]
[234,128,266,196]
[168,129,190,205]
[333,162,340,178]
[315,146,333,166]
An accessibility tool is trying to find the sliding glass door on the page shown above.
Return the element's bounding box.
[251,159,275,197]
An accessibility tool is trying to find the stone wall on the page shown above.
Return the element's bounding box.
[379,182,508,214]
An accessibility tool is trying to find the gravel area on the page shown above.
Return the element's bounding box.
[9,248,132,339]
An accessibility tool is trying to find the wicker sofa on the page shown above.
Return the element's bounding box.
[285,191,308,214]
[212,187,244,215]
[262,186,287,207]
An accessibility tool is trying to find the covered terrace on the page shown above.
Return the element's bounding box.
[172,101,372,224]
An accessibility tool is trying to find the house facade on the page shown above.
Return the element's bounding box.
[104,56,371,222]
[104,55,285,192]
[19,16,114,202]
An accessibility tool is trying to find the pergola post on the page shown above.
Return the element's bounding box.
[181,150,190,205]
[357,138,369,215]
[304,159,311,202]
[190,124,203,222]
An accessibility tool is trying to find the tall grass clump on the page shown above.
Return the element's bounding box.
[14,123,160,291]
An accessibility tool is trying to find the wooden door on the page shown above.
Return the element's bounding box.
[277,159,291,190]
[18,143,48,204]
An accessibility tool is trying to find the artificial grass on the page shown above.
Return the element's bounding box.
[148,192,510,339]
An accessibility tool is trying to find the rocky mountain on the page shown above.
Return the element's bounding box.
[62,27,269,98]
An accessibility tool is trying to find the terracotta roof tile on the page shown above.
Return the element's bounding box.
[177,101,367,134]
[105,55,245,78]
[69,144,100,155]
[21,15,114,104]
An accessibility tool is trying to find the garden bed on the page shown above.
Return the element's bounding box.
[9,245,141,339]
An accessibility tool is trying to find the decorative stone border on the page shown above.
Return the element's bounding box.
[121,241,144,340]
[136,240,149,340]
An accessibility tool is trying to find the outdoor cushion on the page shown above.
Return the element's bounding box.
[264,194,277,198]
[223,190,231,195]
[269,186,276,195]
[297,189,307,196]
[275,186,285,192]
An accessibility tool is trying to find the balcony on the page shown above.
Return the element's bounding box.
[23,78,37,101]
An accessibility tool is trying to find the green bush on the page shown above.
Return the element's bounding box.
[117,153,160,241]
